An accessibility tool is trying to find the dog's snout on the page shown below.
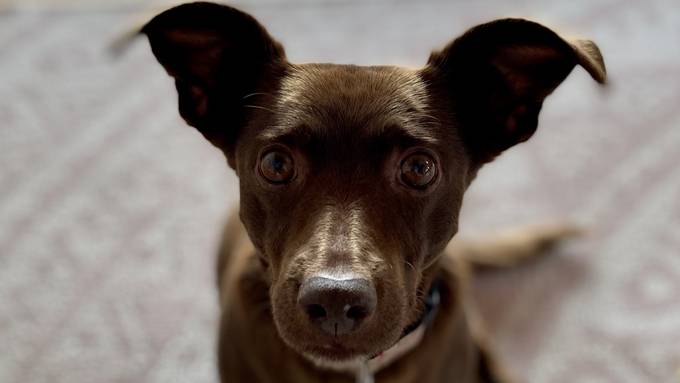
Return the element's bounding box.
[297,276,377,337]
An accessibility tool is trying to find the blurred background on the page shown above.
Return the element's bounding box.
[1,0,678,382]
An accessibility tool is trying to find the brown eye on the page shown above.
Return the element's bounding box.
[400,153,437,188]
[259,150,295,184]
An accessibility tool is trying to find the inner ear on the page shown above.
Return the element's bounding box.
[424,18,606,164]
[141,2,287,157]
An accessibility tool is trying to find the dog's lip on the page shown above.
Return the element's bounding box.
[321,340,349,350]
[304,341,364,360]
[319,339,352,352]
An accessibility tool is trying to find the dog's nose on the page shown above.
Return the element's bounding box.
[297,276,377,337]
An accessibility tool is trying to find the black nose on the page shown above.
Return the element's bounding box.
[297,276,377,337]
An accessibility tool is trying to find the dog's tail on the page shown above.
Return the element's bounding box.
[449,222,584,269]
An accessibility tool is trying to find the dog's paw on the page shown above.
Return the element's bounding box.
[451,222,584,268]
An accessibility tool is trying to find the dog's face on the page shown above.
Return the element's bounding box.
[236,64,469,362]
[142,2,605,365]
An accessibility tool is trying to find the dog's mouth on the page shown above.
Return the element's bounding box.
[302,336,396,363]
[305,341,365,361]
[297,323,426,373]
[288,322,387,363]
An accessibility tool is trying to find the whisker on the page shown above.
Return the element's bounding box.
[244,104,276,114]
[242,92,269,100]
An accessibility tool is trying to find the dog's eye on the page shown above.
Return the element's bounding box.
[400,153,437,188]
[259,150,295,184]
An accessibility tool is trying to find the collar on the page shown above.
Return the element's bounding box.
[355,279,442,383]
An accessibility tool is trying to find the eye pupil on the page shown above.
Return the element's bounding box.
[412,162,429,174]
[270,156,284,172]
[260,150,295,184]
[400,153,437,188]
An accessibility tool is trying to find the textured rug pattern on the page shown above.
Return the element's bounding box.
[1,0,679,382]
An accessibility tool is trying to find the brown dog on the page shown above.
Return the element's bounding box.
[140,3,606,382]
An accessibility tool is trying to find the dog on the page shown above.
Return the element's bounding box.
[139,2,606,382]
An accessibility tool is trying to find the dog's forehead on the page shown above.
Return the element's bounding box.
[259,64,437,143]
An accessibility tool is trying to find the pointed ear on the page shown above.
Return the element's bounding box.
[141,2,286,156]
[424,18,606,163]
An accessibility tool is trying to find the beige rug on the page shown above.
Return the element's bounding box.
[1,0,679,382]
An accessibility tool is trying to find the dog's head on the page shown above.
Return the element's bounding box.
[142,2,605,365]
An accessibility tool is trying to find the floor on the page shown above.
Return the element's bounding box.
[1,0,679,382]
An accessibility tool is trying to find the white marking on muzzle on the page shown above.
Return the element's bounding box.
[306,205,367,280]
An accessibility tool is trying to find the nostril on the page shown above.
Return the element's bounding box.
[345,304,369,321]
[305,304,327,320]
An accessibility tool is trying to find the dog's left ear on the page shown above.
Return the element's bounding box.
[141,2,286,163]
[424,19,606,163]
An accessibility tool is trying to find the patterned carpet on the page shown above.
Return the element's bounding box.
[1,0,678,382]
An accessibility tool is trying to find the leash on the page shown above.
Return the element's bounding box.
[355,280,441,383]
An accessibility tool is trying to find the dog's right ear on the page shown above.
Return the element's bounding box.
[423,19,605,165]
[141,2,286,160]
